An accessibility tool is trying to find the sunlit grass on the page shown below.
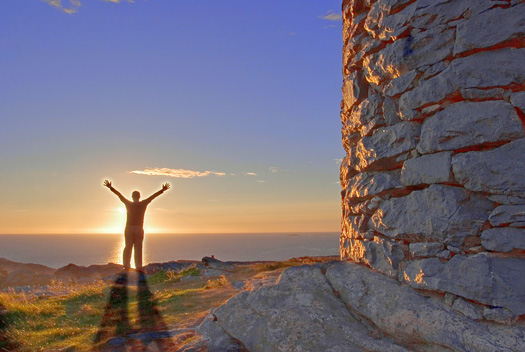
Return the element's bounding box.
[0,284,108,351]
[0,257,333,351]
[0,270,234,351]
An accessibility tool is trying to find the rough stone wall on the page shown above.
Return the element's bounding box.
[340,0,525,324]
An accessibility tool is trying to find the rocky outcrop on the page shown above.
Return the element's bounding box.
[200,262,525,351]
[54,263,123,283]
[340,0,525,326]
[0,258,55,288]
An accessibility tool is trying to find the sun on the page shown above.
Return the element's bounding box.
[94,207,127,234]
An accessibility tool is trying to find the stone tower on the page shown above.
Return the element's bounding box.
[340,0,525,323]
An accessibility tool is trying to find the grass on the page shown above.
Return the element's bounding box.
[1,284,107,351]
[0,256,336,351]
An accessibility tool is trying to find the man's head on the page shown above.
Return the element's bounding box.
[132,191,140,202]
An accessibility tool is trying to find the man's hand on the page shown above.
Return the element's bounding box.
[103,180,112,188]
[162,183,170,191]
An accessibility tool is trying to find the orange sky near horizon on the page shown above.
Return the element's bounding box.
[1,175,340,235]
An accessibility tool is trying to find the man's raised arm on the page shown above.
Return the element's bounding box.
[144,183,170,203]
[103,180,128,203]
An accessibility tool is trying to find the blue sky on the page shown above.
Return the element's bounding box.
[0,0,343,234]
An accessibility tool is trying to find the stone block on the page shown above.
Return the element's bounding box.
[342,214,369,239]
[412,0,495,26]
[421,61,447,80]
[510,91,525,111]
[409,242,444,258]
[437,250,451,259]
[460,88,504,100]
[447,245,461,253]
[342,71,368,110]
[346,196,383,215]
[346,199,370,215]
[364,27,454,86]
[452,138,525,196]
[489,204,525,227]
[365,0,412,41]
[346,94,383,132]
[340,236,362,260]
[341,236,406,278]
[340,154,359,189]
[454,4,525,54]
[370,0,479,41]
[487,195,525,205]
[369,184,493,244]
[346,170,402,199]
[356,34,383,62]
[353,121,420,171]
[382,97,401,126]
[399,48,525,112]
[481,227,525,252]
[417,101,523,154]
[363,237,405,278]
[398,107,423,121]
[383,70,417,97]
[452,298,484,320]
[401,151,452,186]
[420,104,440,115]
[402,253,525,316]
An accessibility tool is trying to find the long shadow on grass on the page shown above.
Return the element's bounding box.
[0,301,19,351]
[94,272,176,351]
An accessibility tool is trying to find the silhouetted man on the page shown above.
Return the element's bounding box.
[104,180,170,271]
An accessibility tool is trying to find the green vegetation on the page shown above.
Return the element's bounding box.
[0,284,106,351]
[0,257,335,351]
[148,266,201,285]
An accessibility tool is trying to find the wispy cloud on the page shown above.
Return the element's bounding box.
[44,0,81,14]
[257,180,266,183]
[244,172,257,176]
[44,0,135,14]
[130,168,226,179]
[320,10,342,22]
[334,158,343,164]
[269,167,280,173]
[103,0,135,3]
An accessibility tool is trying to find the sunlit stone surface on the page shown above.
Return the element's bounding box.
[340,0,525,327]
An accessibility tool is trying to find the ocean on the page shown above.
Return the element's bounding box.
[0,232,340,269]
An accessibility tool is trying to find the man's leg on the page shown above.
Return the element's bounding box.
[133,228,145,271]
[123,228,134,271]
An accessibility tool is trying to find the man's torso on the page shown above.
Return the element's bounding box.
[125,201,149,227]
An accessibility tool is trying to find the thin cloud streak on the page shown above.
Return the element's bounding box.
[130,168,226,178]
[104,0,135,3]
[44,0,135,14]
[244,172,257,176]
[44,0,81,14]
[320,11,342,21]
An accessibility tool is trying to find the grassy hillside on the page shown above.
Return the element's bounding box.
[0,257,336,351]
